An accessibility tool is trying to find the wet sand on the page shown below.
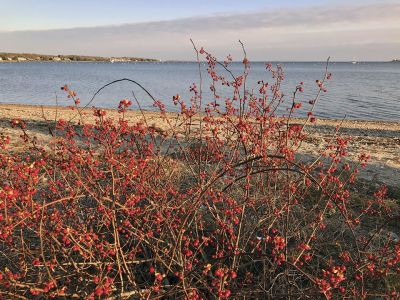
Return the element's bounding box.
[1,103,399,188]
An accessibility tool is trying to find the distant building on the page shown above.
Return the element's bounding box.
[7,57,12,61]
[52,57,62,61]
[0,57,3,61]
[110,57,130,63]
[17,57,27,61]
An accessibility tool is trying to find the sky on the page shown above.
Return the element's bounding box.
[0,0,399,61]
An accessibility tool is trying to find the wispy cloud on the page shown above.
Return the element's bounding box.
[1,2,399,60]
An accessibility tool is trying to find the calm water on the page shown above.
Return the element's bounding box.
[0,61,399,121]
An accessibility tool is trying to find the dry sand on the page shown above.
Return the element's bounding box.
[299,119,400,190]
[1,103,399,189]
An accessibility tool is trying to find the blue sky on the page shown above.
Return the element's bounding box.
[0,0,399,60]
[0,0,388,31]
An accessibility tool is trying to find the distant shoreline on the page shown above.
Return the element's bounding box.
[0,52,158,63]
[0,60,159,63]
[0,52,398,64]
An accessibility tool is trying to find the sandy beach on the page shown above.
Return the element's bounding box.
[1,103,399,189]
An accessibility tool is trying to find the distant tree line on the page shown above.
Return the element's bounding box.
[0,52,157,62]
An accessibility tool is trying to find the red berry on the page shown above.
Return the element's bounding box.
[215,268,224,278]
[225,290,231,297]
[94,287,103,296]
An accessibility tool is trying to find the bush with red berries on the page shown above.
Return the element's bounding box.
[0,46,399,299]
